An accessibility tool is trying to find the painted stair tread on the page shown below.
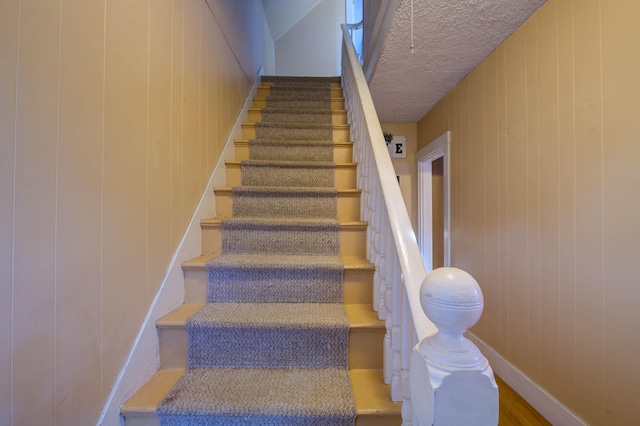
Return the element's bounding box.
[241,159,335,168]
[254,121,334,140]
[266,86,333,96]
[260,107,334,114]
[189,301,348,328]
[157,367,356,426]
[221,217,340,256]
[208,253,343,269]
[262,75,341,83]
[187,302,349,369]
[248,139,335,147]
[232,185,338,195]
[232,186,337,219]
[240,160,335,188]
[264,98,333,109]
[248,138,335,162]
[255,122,334,129]
[207,254,344,303]
[260,110,334,124]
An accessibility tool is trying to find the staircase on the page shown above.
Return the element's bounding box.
[121,76,401,425]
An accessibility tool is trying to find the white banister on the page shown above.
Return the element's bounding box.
[341,24,498,426]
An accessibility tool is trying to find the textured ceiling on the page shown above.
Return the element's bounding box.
[369,0,546,122]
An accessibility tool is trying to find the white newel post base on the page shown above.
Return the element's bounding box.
[410,267,499,426]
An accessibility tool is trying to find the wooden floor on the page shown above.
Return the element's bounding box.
[496,375,551,425]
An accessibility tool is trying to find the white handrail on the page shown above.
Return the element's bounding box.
[341,24,498,426]
[340,24,436,343]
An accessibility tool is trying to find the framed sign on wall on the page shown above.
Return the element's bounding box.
[387,135,406,158]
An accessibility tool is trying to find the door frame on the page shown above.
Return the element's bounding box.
[416,131,451,271]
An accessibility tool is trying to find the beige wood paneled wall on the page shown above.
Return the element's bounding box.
[417,0,640,424]
[0,0,269,424]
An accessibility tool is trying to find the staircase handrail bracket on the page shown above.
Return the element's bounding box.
[341,24,498,426]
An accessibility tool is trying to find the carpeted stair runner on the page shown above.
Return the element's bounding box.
[232,186,337,218]
[241,160,335,188]
[157,76,356,425]
[248,139,335,162]
[206,254,344,303]
[254,122,334,140]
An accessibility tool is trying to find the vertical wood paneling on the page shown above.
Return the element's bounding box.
[482,52,501,347]
[1,0,262,423]
[525,17,542,381]
[468,65,487,336]
[460,77,471,269]
[555,0,577,408]
[0,0,18,420]
[12,0,60,423]
[206,13,218,172]
[101,0,149,397]
[182,1,202,220]
[418,0,640,423]
[55,0,104,423]
[199,1,208,189]
[536,1,562,397]
[600,0,640,423]
[147,0,173,302]
[505,29,529,372]
[496,45,509,355]
[171,0,185,248]
[572,1,605,423]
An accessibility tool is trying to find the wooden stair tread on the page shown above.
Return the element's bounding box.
[183,253,373,271]
[156,303,203,327]
[234,139,353,146]
[213,187,361,195]
[200,217,367,228]
[345,304,385,331]
[350,369,402,416]
[158,303,381,332]
[248,107,348,113]
[121,369,184,415]
[224,159,356,166]
[122,368,399,425]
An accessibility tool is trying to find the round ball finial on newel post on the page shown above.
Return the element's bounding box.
[418,267,487,371]
[409,267,498,426]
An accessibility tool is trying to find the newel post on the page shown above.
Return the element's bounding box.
[410,267,498,425]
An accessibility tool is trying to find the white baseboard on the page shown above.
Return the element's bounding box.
[467,333,586,426]
[96,67,264,426]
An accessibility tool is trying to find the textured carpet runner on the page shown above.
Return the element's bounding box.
[157,76,356,425]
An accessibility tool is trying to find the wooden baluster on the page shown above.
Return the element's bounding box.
[401,286,415,425]
[390,241,402,401]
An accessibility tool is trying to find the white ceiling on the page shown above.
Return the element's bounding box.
[369,0,546,122]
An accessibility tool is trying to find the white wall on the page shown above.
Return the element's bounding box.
[263,0,321,41]
[275,0,345,76]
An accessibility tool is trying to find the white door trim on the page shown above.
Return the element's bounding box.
[416,131,451,271]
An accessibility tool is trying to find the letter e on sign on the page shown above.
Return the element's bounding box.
[388,136,406,158]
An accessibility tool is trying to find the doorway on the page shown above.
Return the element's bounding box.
[417,131,450,271]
